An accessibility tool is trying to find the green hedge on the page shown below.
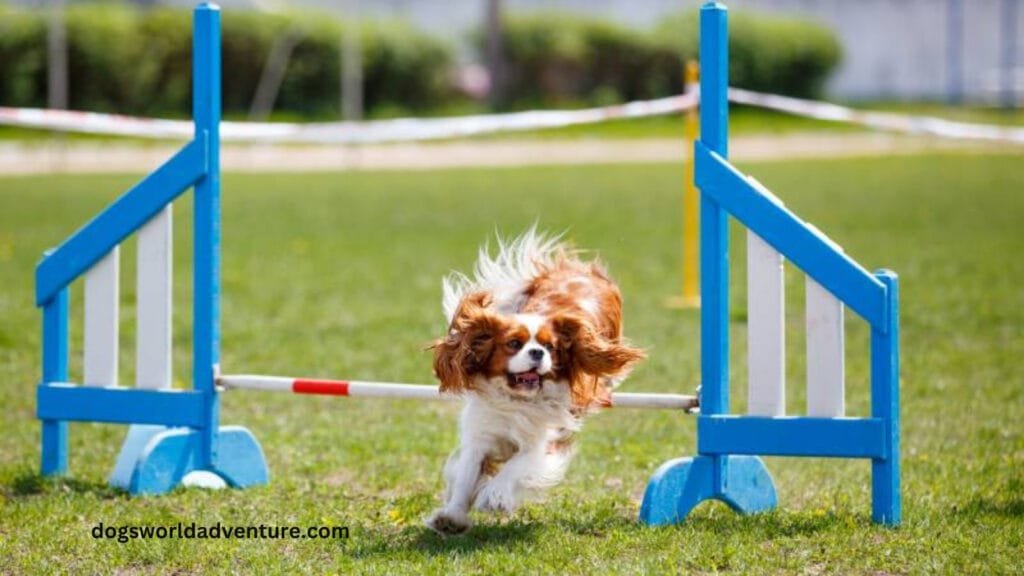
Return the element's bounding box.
[0,5,454,118]
[486,13,679,108]
[0,5,840,118]
[488,9,841,108]
[0,8,49,107]
[653,9,842,99]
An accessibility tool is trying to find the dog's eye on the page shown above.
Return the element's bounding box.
[507,339,523,351]
[543,342,555,352]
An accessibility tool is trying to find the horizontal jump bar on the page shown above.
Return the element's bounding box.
[697,415,888,459]
[38,383,207,427]
[217,374,700,411]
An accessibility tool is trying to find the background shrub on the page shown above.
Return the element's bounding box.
[653,9,842,98]
[135,8,193,115]
[0,7,48,108]
[488,9,840,108]
[0,5,838,118]
[0,4,454,118]
[64,4,147,113]
[361,21,456,114]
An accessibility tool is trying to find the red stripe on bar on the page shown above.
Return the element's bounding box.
[293,379,350,396]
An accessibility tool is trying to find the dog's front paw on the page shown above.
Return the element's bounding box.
[425,509,471,536]
[474,483,518,514]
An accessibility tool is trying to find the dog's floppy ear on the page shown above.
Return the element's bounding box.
[553,314,646,377]
[432,292,505,393]
[553,313,646,405]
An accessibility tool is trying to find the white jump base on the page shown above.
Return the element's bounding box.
[217,374,700,411]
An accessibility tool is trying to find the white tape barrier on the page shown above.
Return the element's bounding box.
[728,87,1024,145]
[0,94,695,144]
[1,88,1020,145]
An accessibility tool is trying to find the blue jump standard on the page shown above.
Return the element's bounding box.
[35,3,270,494]
[637,2,900,527]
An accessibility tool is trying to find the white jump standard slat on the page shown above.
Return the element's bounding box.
[113,208,182,490]
[746,230,785,416]
[218,374,700,411]
[806,277,846,417]
[84,248,119,386]
[136,206,173,390]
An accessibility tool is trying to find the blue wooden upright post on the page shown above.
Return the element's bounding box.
[871,271,900,525]
[698,0,731,496]
[193,0,221,472]
[40,284,69,476]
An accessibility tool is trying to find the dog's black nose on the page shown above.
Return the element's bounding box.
[529,348,544,361]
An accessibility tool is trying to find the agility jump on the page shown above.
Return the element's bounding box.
[33,2,899,526]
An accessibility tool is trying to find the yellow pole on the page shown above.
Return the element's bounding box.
[668,60,701,309]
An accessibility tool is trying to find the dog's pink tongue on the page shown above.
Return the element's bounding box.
[515,371,541,388]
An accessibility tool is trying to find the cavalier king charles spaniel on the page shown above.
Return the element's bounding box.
[426,229,645,535]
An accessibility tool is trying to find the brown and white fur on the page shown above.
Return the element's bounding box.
[426,229,645,535]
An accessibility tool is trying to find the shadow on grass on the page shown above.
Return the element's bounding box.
[3,469,124,500]
[350,520,540,558]
[961,496,1024,518]
[673,500,864,538]
[349,500,864,560]
[958,476,1024,518]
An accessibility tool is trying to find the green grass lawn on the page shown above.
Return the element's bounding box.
[1,152,1022,573]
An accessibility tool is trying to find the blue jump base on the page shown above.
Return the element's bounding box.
[34,2,898,524]
[110,425,268,495]
[640,455,776,526]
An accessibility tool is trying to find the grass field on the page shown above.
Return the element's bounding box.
[1,152,1022,573]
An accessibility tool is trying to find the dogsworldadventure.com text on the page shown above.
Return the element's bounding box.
[92,522,349,543]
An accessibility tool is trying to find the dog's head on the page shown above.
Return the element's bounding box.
[432,293,645,407]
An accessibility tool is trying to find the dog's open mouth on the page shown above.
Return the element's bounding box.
[507,370,543,391]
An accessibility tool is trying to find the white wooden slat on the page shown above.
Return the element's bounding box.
[136,206,172,389]
[806,277,845,417]
[746,230,786,416]
[84,247,119,386]
[114,209,174,489]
